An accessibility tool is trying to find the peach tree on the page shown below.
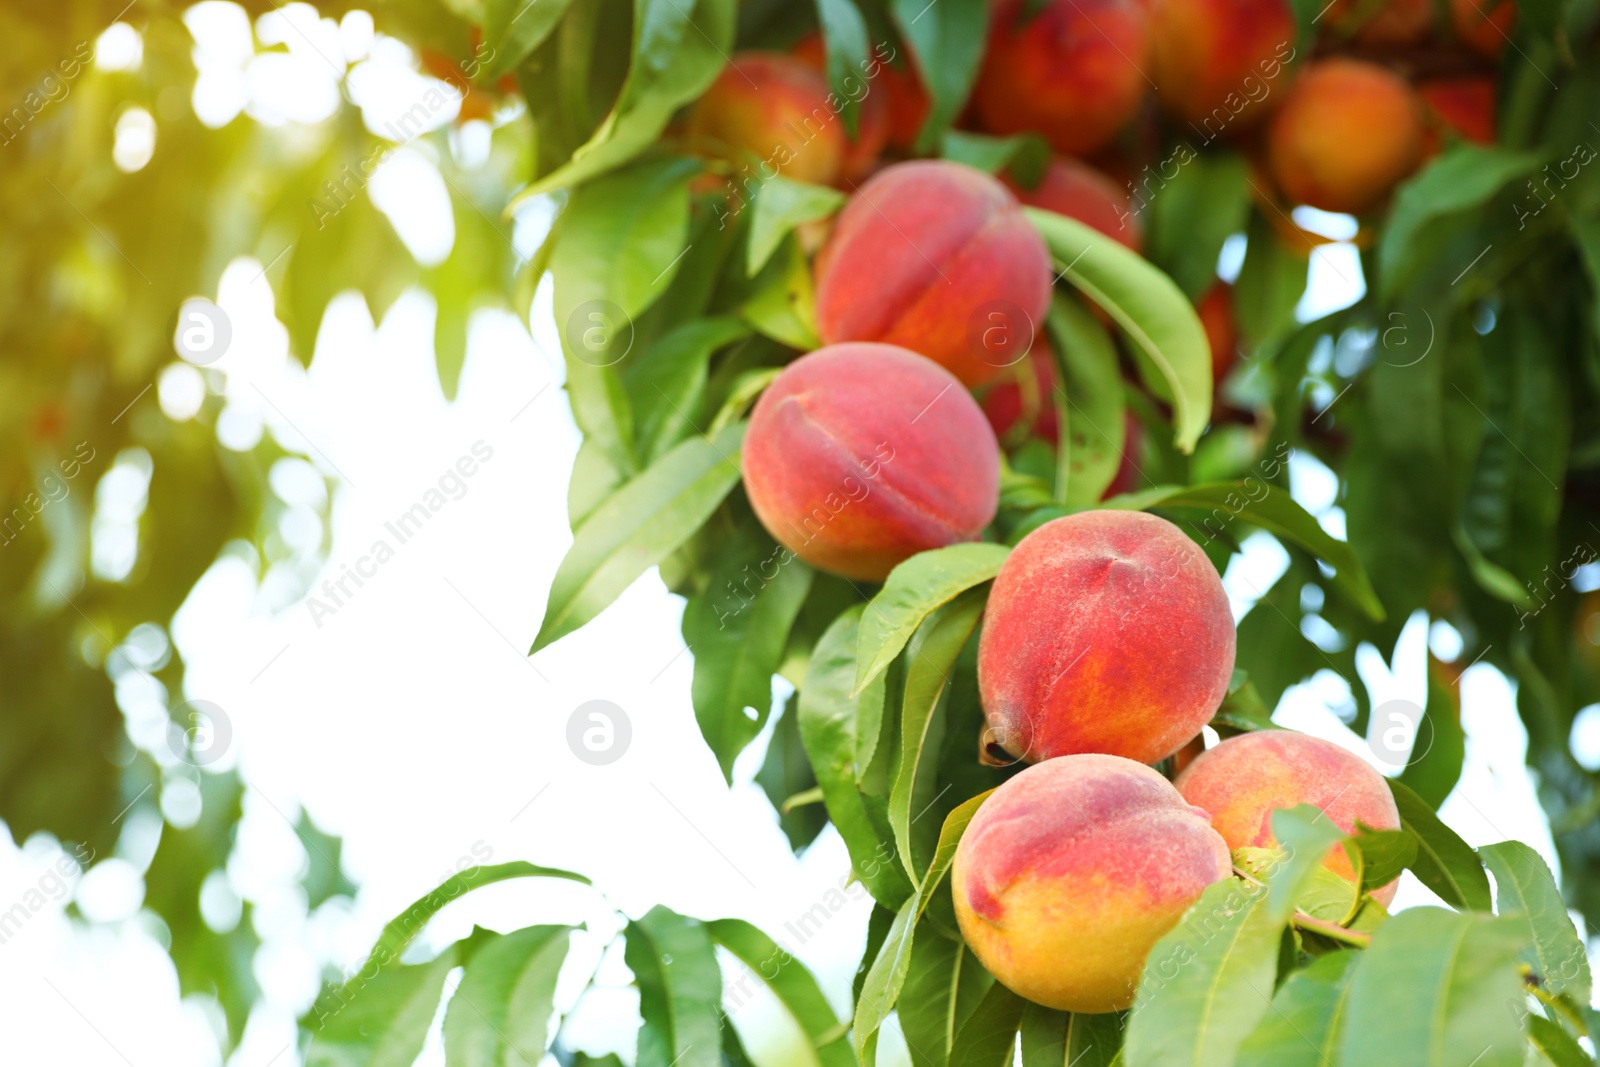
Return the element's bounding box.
[300,0,1600,1066]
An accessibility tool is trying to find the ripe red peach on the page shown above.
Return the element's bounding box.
[953,754,1232,1012]
[740,343,1001,582]
[1328,0,1435,44]
[813,160,1052,389]
[978,510,1236,765]
[1009,156,1143,251]
[1174,730,1404,905]
[1149,0,1297,130]
[1104,414,1145,498]
[1267,59,1424,214]
[686,52,846,186]
[1451,0,1516,56]
[1418,76,1497,155]
[881,57,931,151]
[972,0,1151,156]
[791,35,890,182]
[1197,282,1239,384]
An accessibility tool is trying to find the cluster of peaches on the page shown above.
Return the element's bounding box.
[683,0,1456,1014]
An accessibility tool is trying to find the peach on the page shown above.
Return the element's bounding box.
[1267,59,1424,214]
[740,343,1001,582]
[982,339,1060,448]
[1104,414,1144,497]
[953,754,1232,1012]
[1197,282,1238,384]
[813,161,1053,389]
[1328,0,1435,45]
[972,0,1151,156]
[686,52,846,186]
[1149,0,1297,131]
[1418,76,1497,155]
[1452,0,1516,56]
[978,510,1235,765]
[1009,156,1143,251]
[1175,730,1403,905]
[791,35,889,182]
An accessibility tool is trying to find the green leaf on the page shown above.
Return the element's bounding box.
[853,791,995,1061]
[428,196,512,401]
[1144,152,1252,300]
[343,863,590,995]
[1048,293,1126,507]
[307,948,459,1067]
[1378,145,1542,300]
[1232,213,1306,350]
[1479,841,1592,1002]
[798,607,914,908]
[483,0,581,79]
[1336,909,1528,1067]
[533,421,746,652]
[622,317,751,465]
[628,907,723,1067]
[1210,674,1277,734]
[740,235,821,349]
[1389,780,1492,912]
[1344,828,1418,902]
[705,919,852,1067]
[889,0,988,151]
[1234,950,1358,1067]
[949,981,1027,1067]
[442,925,572,1067]
[890,587,986,884]
[682,524,813,780]
[1397,662,1466,809]
[853,543,1010,694]
[756,691,829,851]
[1527,1014,1595,1067]
[550,157,701,475]
[1267,805,1348,923]
[813,0,871,134]
[516,0,736,196]
[900,934,995,1067]
[1020,1004,1125,1067]
[1105,481,1385,621]
[747,176,845,277]
[1024,207,1213,453]
[1123,878,1283,1067]
[941,130,1051,187]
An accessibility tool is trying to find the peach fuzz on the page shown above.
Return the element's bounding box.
[1452,0,1516,56]
[1174,730,1403,905]
[791,35,889,182]
[1149,0,1297,130]
[686,52,846,187]
[1009,156,1143,251]
[977,510,1236,765]
[972,0,1151,156]
[740,343,1000,582]
[953,754,1232,1013]
[1266,59,1424,214]
[813,161,1052,389]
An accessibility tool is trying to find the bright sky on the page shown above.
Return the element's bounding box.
[2,6,1596,1066]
